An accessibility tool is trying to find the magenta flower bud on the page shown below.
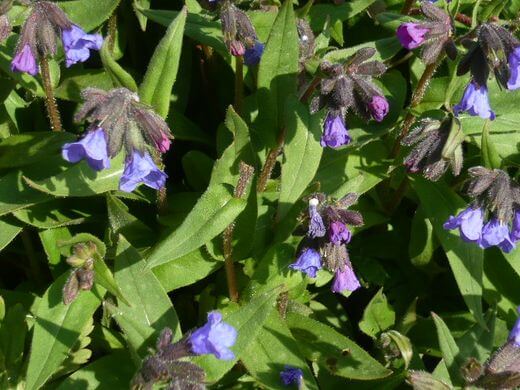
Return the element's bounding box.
[156,133,171,153]
[320,113,351,149]
[229,40,245,57]
[119,151,167,193]
[189,311,237,360]
[11,44,38,75]
[454,81,495,120]
[368,95,389,122]
[331,265,361,293]
[62,24,103,67]
[396,23,429,50]
[62,128,110,171]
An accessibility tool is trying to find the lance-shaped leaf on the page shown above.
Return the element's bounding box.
[432,312,465,386]
[481,120,502,170]
[100,41,138,92]
[60,0,121,31]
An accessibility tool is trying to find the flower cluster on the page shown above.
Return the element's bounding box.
[219,0,264,66]
[62,88,172,193]
[290,193,364,294]
[315,48,389,149]
[401,116,464,181]
[455,23,520,119]
[132,312,236,389]
[396,2,456,64]
[444,167,520,253]
[11,1,102,75]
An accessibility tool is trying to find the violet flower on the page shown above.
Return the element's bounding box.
[397,23,429,50]
[329,221,352,245]
[11,44,38,75]
[119,151,167,193]
[443,206,484,242]
[244,41,264,66]
[508,47,520,90]
[479,218,515,253]
[509,307,520,347]
[289,248,322,278]
[320,113,351,149]
[62,24,103,67]
[331,265,361,293]
[280,366,303,387]
[189,311,237,360]
[308,198,326,238]
[368,95,389,122]
[62,128,110,171]
[454,81,495,120]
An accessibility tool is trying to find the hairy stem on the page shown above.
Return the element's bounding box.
[223,162,254,302]
[234,56,244,115]
[40,57,62,132]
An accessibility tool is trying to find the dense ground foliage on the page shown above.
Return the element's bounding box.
[3,0,520,388]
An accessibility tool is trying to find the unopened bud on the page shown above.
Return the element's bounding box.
[63,271,80,305]
[76,268,94,291]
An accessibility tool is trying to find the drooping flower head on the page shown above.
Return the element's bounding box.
[119,151,168,193]
[62,127,110,171]
[331,263,361,293]
[11,1,102,74]
[289,248,322,278]
[401,116,464,181]
[396,2,455,64]
[315,48,388,124]
[320,113,351,149]
[280,366,303,387]
[220,2,264,66]
[454,81,495,120]
[189,311,237,361]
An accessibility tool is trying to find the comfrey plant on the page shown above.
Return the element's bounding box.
[396,1,456,64]
[11,0,102,75]
[401,116,464,181]
[290,193,364,294]
[219,0,264,66]
[62,88,172,193]
[444,167,520,253]
[314,48,389,149]
[455,23,520,119]
[132,312,236,389]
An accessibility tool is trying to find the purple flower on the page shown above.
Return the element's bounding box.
[443,206,484,242]
[479,218,515,253]
[508,47,520,90]
[308,198,326,238]
[509,307,520,347]
[368,95,389,122]
[511,210,520,242]
[11,44,38,75]
[329,221,351,245]
[331,265,361,293]
[62,128,110,171]
[280,365,303,387]
[289,248,322,278]
[244,41,264,66]
[320,113,351,149]
[62,25,103,68]
[229,41,245,57]
[396,23,429,50]
[454,81,495,120]
[189,311,237,360]
[119,151,167,193]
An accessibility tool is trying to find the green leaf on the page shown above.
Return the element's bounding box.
[413,178,485,328]
[57,232,107,258]
[0,304,27,385]
[0,216,23,251]
[55,69,114,102]
[147,184,247,268]
[56,351,135,390]
[286,312,392,380]
[307,0,376,33]
[153,249,222,292]
[409,206,437,267]
[133,0,151,30]
[59,0,121,31]
[23,152,124,197]
[100,41,138,92]
[431,312,464,386]
[25,273,103,390]
[241,309,319,390]
[195,287,280,382]
[481,120,501,169]
[277,99,323,220]
[256,0,299,146]
[323,37,402,63]
[359,288,396,339]
[139,8,186,118]
[113,235,180,357]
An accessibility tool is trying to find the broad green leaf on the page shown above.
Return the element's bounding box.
[0,304,27,386]
[25,273,103,390]
[481,120,501,169]
[59,0,121,31]
[409,206,437,267]
[39,227,72,278]
[278,99,323,220]
[456,309,496,363]
[413,178,485,328]
[0,132,74,169]
[0,170,52,217]
[323,37,402,63]
[139,8,187,118]
[195,287,280,382]
[241,309,319,390]
[56,351,135,390]
[24,153,124,197]
[55,69,114,102]
[286,313,392,380]
[359,288,396,339]
[256,0,299,146]
[0,216,23,251]
[113,235,180,357]
[307,0,376,33]
[100,41,138,92]
[432,313,464,386]
[147,184,247,268]
[153,249,222,292]
[182,151,214,190]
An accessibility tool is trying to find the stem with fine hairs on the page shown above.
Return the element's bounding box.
[40,57,62,132]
